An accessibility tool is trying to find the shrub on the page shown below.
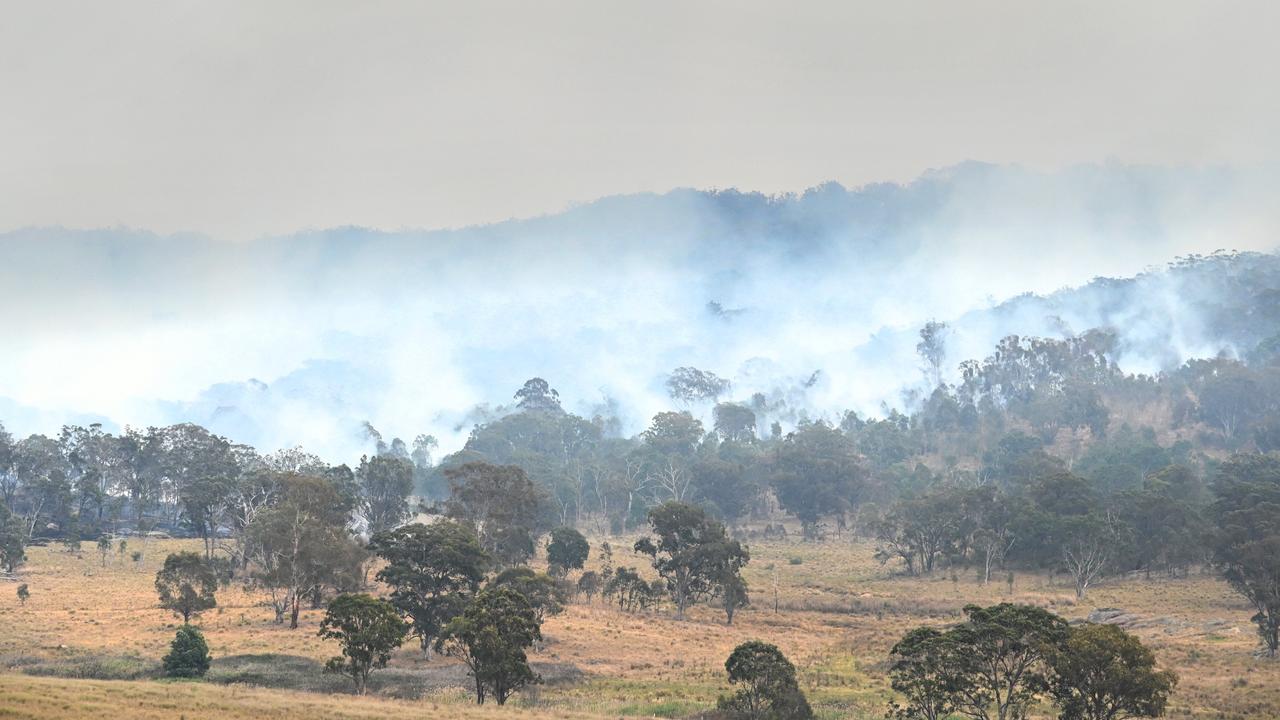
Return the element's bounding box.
[163,625,211,678]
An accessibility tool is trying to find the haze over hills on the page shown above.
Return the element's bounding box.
[2,161,1277,459]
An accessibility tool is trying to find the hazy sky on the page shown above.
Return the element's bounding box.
[3,1,1278,240]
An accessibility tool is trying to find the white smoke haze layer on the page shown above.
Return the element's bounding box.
[1,162,1276,461]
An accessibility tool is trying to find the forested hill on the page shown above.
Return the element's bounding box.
[0,162,1274,458]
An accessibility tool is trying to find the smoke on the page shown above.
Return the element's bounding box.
[1,162,1276,460]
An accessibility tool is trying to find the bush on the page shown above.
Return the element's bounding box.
[163,625,211,678]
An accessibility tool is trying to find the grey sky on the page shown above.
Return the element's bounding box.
[2,1,1278,240]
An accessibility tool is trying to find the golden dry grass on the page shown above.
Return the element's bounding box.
[2,535,1278,719]
[0,673,597,720]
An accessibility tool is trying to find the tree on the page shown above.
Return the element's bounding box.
[163,625,212,678]
[97,536,112,566]
[918,320,949,388]
[874,490,963,576]
[693,455,759,527]
[666,367,730,404]
[641,411,705,459]
[13,433,71,535]
[369,520,489,654]
[160,423,239,559]
[355,454,413,537]
[0,422,16,510]
[155,551,218,623]
[716,641,813,720]
[0,502,26,573]
[944,604,1069,720]
[1048,623,1176,720]
[515,377,563,413]
[439,587,542,705]
[713,403,757,443]
[545,526,589,576]
[965,486,1019,585]
[246,473,362,628]
[1056,513,1124,599]
[981,432,1065,488]
[318,593,408,695]
[603,566,663,612]
[489,566,567,624]
[887,627,958,720]
[1209,453,1280,656]
[443,462,546,566]
[1197,364,1262,442]
[633,501,749,619]
[769,422,863,540]
[223,462,283,570]
[1118,485,1205,577]
[576,570,601,603]
[16,583,29,605]
[716,570,749,625]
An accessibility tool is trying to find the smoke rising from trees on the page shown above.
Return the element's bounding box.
[1,162,1276,460]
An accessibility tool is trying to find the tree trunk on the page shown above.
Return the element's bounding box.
[290,593,301,628]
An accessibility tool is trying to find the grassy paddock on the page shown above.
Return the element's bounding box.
[0,673,596,720]
[1,536,1276,718]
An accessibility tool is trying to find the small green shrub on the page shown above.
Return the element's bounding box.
[163,625,211,678]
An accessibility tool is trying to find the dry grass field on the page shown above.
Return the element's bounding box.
[1,535,1277,719]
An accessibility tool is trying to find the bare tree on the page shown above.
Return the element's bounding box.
[650,459,692,503]
[609,456,651,535]
[1061,514,1119,599]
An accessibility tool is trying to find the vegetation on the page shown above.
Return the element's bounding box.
[439,587,543,705]
[0,500,26,572]
[634,501,749,619]
[369,520,488,654]
[3,253,1280,717]
[1048,623,1177,720]
[162,624,212,678]
[317,593,408,695]
[489,566,567,624]
[716,641,813,720]
[154,551,218,623]
[545,526,590,576]
[355,454,414,537]
[1209,454,1280,656]
[443,462,547,567]
[889,605,1175,720]
[245,474,363,628]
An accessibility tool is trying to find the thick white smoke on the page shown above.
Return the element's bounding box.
[1,162,1275,461]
